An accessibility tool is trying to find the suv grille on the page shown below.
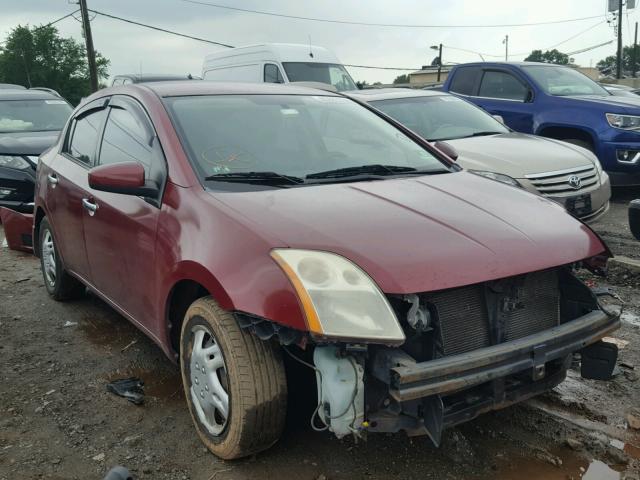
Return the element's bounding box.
[526,166,598,196]
[422,269,560,357]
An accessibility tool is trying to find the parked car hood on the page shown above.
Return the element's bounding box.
[446,132,596,178]
[566,94,640,112]
[0,130,60,156]
[211,171,606,294]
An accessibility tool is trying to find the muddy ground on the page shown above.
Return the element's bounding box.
[0,190,639,480]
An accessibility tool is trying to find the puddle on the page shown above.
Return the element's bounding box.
[492,449,623,480]
[106,368,183,402]
[620,310,640,327]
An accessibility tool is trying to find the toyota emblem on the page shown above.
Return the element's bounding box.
[568,175,582,190]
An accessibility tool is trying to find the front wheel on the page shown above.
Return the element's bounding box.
[38,217,85,301]
[180,297,287,459]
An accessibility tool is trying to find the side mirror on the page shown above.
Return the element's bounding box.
[88,161,157,197]
[434,141,459,161]
[630,199,640,241]
[492,114,505,124]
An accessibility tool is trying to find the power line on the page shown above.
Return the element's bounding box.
[343,64,421,71]
[88,9,235,48]
[179,0,604,29]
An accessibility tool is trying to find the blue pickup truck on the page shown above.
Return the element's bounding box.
[442,62,640,185]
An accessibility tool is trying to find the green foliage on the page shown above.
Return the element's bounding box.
[0,25,110,105]
[393,74,409,84]
[596,45,638,73]
[524,49,569,65]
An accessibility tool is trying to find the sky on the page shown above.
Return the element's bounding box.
[0,0,638,84]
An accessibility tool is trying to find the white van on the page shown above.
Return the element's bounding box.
[202,43,357,91]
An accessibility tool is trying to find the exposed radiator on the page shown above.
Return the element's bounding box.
[422,269,560,357]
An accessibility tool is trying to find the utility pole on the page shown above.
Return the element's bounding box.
[633,21,638,77]
[503,35,509,61]
[79,0,99,92]
[616,0,623,79]
[437,43,443,82]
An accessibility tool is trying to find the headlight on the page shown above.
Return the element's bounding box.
[469,170,522,187]
[271,249,405,344]
[0,155,31,170]
[606,113,640,131]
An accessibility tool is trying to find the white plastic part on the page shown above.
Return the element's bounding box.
[313,345,364,438]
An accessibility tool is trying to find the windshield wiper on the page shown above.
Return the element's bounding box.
[204,171,304,186]
[306,164,419,180]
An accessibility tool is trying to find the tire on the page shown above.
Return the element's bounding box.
[180,296,287,459]
[38,217,85,301]
[562,138,594,152]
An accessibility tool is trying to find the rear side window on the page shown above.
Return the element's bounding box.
[100,107,153,174]
[449,67,481,95]
[264,64,284,83]
[67,109,107,165]
[479,71,528,101]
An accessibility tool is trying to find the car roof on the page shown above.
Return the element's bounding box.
[113,73,195,82]
[136,81,342,98]
[454,61,570,68]
[344,88,447,102]
[0,83,27,90]
[0,89,62,101]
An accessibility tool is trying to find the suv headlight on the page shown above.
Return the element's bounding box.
[606,113,640,131]
[271,249,405,344]
[469,170,522,187]
[0,155,32,170]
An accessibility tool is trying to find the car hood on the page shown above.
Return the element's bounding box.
[211,171,606,294]
[0,130,60,156]
[445,133,595,178]
[566,94,640,112]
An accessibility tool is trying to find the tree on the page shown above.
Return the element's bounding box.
[0,25,110,105]
[596,45,636,74]
[524,49,569,65]
[393,74,409,84]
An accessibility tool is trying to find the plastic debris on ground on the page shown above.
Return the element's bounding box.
[106,377,145,405]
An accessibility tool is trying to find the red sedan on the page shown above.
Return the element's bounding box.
[33,82,619,459]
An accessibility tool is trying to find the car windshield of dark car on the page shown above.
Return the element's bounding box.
[282,63,357,91]
[165,94,449,186]
[0,99,72,133]
[522,66,609,97]
[371,95,508,141]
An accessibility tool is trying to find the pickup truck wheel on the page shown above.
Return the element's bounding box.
[38,217,85,301]
[180,296,287,459]
[562,139,594,152]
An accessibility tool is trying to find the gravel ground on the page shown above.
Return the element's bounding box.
[0,190,639,480]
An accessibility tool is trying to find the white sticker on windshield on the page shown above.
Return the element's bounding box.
[280,108,299,115]
[45,100,67,104]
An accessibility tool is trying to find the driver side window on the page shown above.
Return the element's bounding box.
[479,71,528,101]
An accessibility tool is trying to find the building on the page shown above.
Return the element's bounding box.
[408,66,451,86]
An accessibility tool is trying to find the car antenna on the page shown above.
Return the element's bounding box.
[308,35,314,58]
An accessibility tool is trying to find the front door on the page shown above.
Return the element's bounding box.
[82,96,166,331]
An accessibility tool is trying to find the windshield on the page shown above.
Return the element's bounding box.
[0,99,72,133]
[371,95,508,141]
[282,63,357,92]
[165,94,449,187]
[522,66,609,97]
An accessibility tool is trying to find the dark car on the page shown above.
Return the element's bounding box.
[0,89,72,213]
[110,73,199,86]
[33,81,618,459]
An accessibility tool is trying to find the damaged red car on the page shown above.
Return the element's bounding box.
[32,82,620,459]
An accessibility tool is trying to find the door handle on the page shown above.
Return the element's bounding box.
[82,198,98,216]
[47,174,58,187]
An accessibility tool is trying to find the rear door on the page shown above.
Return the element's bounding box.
[46,100,108,282]
[82,96,166,329]
[470,69,535,133]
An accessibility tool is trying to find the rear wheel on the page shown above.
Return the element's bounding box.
[180,296,287,459]
[38,217,85,301]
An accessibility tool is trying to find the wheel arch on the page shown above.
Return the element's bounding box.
[33,206,47,257]
[536,124,597,150]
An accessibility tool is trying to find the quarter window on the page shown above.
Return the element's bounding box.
[99,107,153,173]
[264,64,284,83]
[478,71,528,101]
[67,109,107,165]
[449,67,482,95]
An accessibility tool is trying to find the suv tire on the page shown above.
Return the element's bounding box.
[180,296,287,459]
